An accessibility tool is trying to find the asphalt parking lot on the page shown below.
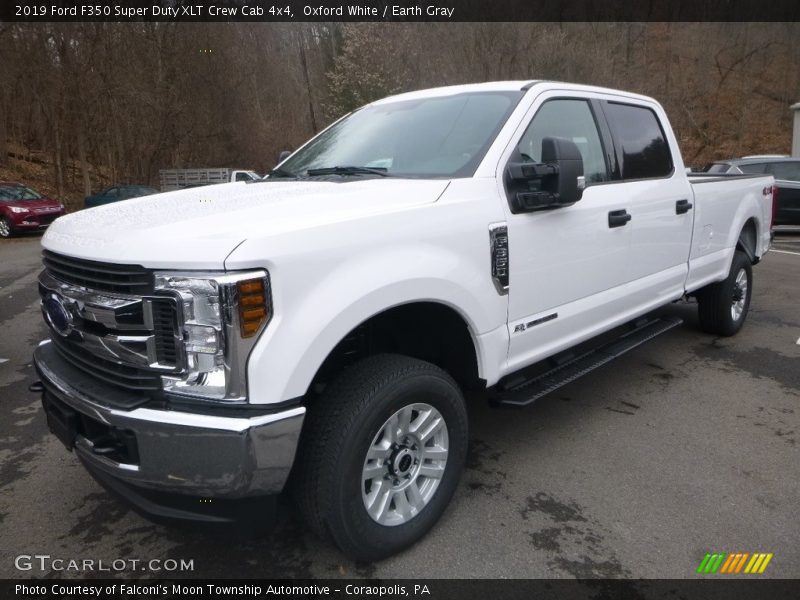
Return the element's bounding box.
[1,233,798,579]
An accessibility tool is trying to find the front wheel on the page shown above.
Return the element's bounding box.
[292,354,468,561]
[0,217,13,238]
[696,250,753,336]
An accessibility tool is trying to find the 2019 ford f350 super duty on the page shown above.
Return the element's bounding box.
[31,81,774,561]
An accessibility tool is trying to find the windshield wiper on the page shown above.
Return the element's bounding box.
[306,166,389,177]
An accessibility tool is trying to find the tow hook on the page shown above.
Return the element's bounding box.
[28,381,44,393]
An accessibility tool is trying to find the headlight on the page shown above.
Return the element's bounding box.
[10,206,28,213]
[154,270,271,402]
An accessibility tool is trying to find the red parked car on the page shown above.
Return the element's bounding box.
[0,182,66,238]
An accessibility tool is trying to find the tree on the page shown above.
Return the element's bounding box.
[325,24,412,120]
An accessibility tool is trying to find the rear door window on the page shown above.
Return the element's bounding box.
[603,102,673,180]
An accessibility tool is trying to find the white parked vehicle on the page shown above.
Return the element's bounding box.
[33,82,773,560]
[159,168,260,191]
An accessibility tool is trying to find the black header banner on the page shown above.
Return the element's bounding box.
[3,0,800,22]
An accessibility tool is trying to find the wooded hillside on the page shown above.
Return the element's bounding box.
[1,22,798,208]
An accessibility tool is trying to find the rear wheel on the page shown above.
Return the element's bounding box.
[696,250,752,336]
[0,217,12,238]
[293,354,468,561]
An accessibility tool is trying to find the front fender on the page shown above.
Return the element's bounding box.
[245,244,506,405]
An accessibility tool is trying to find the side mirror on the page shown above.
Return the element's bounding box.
[277,150,292,163]
[507,136,584,212]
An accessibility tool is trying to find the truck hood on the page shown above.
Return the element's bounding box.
[42,179,449,269]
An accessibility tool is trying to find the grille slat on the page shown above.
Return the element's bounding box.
[151,298,179,366]
[53,338,162,392]
[43,250,153,294]
[37,214,60,225]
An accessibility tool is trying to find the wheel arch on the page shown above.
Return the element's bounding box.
[307,300,483,397]
[736,217,759,264]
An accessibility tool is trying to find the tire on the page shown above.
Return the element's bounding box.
[292,354,468,561]
[0,217,13,239]
[697,250,752,336]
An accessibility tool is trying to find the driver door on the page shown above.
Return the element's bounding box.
[503,95,633,371]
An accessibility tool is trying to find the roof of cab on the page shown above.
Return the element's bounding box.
[716,156,798,166]
[371,80,659,106]
[371,81,537,105]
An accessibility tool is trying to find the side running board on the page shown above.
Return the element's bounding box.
[491,316,683,408]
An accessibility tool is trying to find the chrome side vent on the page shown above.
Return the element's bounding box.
[489,223,509,295]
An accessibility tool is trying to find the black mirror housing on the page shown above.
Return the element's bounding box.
[542,137,584,206]
[277,150,292,163]
[507,136,585,213]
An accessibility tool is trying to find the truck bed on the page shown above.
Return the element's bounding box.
[685,173,773,294]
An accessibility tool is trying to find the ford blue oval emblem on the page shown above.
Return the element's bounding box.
[43,295,73,337]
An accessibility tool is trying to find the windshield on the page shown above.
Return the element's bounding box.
[0,185,43,201]
[279,91,524,178]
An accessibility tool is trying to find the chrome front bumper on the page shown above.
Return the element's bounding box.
[33,341,305,499]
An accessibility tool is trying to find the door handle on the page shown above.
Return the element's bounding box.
[676,199,693,214]
[608,209,632,228]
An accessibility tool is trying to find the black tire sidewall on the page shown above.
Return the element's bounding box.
[329,371,468,560]
[0,218,11,238]
[719,252,753,334]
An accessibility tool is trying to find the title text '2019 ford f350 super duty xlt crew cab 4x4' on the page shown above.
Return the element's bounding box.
[31,82,773,561]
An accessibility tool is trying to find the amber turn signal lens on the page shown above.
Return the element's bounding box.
[241,321,261,337]
[238,281,263,294]
[239,294,265,306]
[237,278,268,338]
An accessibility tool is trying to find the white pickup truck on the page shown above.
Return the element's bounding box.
[32,81,773,561]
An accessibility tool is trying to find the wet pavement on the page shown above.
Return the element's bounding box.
[1,234,798,579]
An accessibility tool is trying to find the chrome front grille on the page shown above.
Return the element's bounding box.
[42,250,154,295]
[39,256,184,394]
[36,213,60,226]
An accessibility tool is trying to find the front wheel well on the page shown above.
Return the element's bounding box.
[310,302,482,396]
